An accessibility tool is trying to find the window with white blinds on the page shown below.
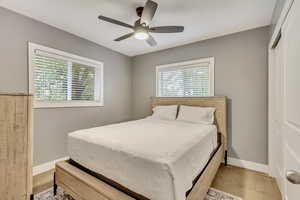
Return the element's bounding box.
[29,43,103,108]
[156,58,214,97]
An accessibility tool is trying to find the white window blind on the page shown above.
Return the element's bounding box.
[156,58,214,97]
[34,55,69,101]
[71,62,97,101]
[29,43,103,108]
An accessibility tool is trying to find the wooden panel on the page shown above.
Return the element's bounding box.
[151,97,227,150]
[56,161,134,200]
[187,144,224,200]
[27,95,33,199]
[0,95,32,200]
[33,169,55,194]
[56,168,109,200]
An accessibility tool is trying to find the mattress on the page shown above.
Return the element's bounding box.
[68,117,218,200]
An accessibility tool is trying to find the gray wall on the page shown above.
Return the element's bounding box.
[0,6,270,166]
[132,26,269,164]
[0,7,132,166]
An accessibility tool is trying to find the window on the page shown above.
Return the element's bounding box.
[156,58,214,97]
[29,43,103,108]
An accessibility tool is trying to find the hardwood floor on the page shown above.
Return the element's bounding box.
[33,164,282,200]
[211,164,282,200]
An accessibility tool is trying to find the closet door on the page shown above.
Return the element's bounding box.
[281,0,300,199]
[269,38,285,194]
[0,95,31,200]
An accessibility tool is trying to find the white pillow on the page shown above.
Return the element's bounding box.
[151,105,178,120]
[177,105,216,124]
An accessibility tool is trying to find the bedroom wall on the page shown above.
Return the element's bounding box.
[0,7,132,166]
[132,26,269,165]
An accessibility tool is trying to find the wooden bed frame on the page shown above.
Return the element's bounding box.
[54,97,227,200]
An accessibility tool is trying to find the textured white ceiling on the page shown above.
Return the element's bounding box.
[0,0,277,56]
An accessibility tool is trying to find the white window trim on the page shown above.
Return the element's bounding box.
[156,57,215,97]
[28,42,104,108]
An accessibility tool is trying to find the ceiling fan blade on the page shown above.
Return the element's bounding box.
[146,34,157,47]
[114,32,134,41]
[98,15,133,29]
[149,26,184,33]
[141,0,158,25]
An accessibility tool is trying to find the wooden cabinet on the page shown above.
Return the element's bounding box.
[0,93,33,200]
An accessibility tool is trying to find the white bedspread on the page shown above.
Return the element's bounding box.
[68,117,218,200]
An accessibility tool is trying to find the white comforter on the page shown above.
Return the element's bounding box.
[68,117,217,200]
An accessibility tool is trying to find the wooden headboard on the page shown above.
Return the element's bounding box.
[151,97,227,150]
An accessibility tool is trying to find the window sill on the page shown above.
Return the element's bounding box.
[33,101,104,108]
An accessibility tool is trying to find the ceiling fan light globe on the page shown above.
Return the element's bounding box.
[134,31,149,40]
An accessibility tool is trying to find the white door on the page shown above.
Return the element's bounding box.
[281,0,300,199]
[269,37,285,194]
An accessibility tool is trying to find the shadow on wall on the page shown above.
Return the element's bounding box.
[226,98,240,160]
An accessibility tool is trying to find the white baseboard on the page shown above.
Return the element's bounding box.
[33,157,69,176]
[226,157,269,174]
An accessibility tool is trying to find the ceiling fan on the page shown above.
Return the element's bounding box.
[98,0,184,47]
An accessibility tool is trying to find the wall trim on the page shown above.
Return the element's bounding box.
[33,157,69,176]
[227,157,269,174]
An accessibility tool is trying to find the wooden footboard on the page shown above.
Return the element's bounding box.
[56,161,134,200]
[55,144,224,200]
[187,144,224,200]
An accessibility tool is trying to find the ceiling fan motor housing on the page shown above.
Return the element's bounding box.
[136,7,144,17]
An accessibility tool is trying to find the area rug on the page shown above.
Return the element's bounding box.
[34,187,242,200]
[205,188,242,200]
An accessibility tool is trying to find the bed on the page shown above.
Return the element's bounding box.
[55,97,227,200]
